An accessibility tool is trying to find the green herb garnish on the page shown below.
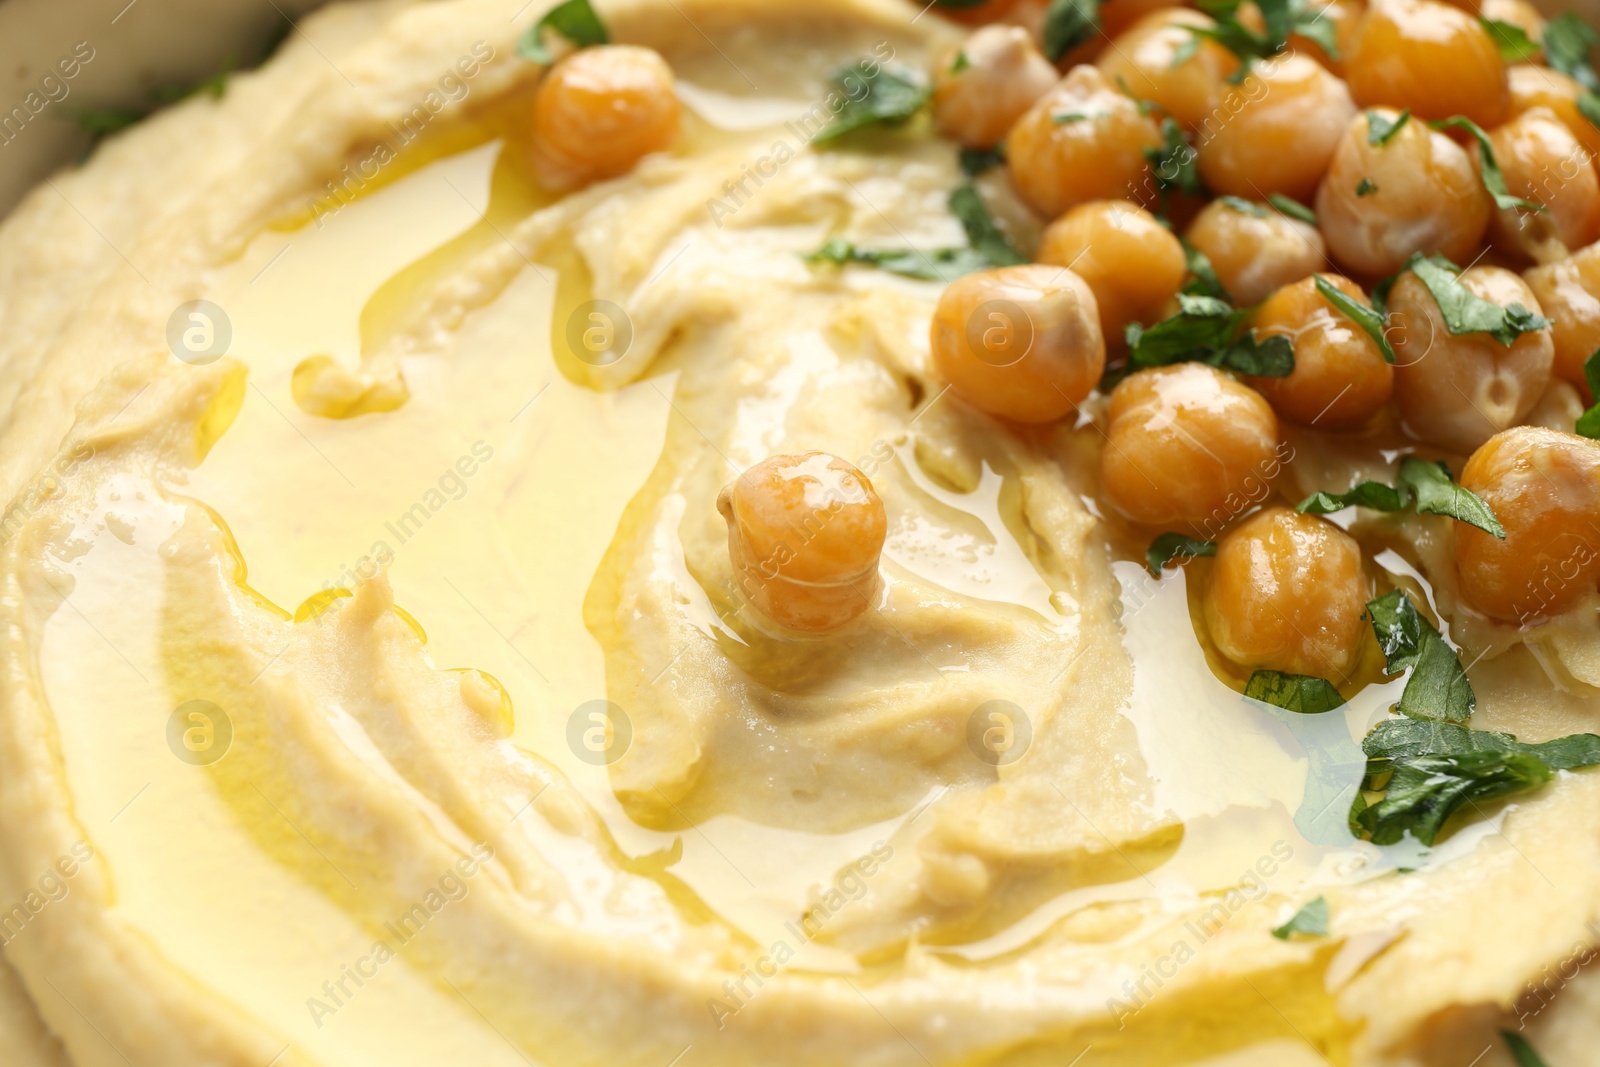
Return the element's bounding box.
[814,66,930,143]
[1246,671,1346,713]
[1577,349,1600,439]
[1125,294,1294,376]
[1365,108,1411,146]
[1218,195,1268,217]
[517,0,609,64]
[1431,116,1544,213]
[1145,533,1217,575]
[1363,718,1600,769]
[1545,12,1600,91]
[1355,177,1378,197]
[1480,17,1542,62]
[1181,241,1231,300]
[948,184,1026,267]
[1359,750,1550,845]
[1366,589,1476,723]
[1043,0,1102,61]
[958,144,1006,177]
[1502,1031,1552,1067]
[1297,457,1502,536]
[804,238,990,281]
[1313,274,1395,363]
[1271,896,1329,939]
[1146,118,1205,197]
[1403,254,1552,347]
[1268,193,1317,225]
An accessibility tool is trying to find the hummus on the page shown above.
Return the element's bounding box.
[0,1,1598,1065]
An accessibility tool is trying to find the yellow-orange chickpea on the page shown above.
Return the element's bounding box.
[1346,0,1509,127]
[1486,107,1600,262]
[1249,274,1395,429]
[1479,0,1545,58]
[1101,363,1282,529]
[1389,266,1555,452]
[931,264,1106,422]
[1316,108,1493,276]
[1035,200,1186,341]
[1509,65,1600,162]
[1184,198,1327,306]
[1100,0,1185,39]
[1007,65,1164,219]
[1456,426,1600,622]
[1195,53,1356,202]
[531,45,680,190]
[934,26,1060,148]
[719,452,887,633]
[1205,506,1372,679]
[1096,9,1240,129]
[936,0,1020,24]
[1291,0,1366,75]
[1525,241,1600,403]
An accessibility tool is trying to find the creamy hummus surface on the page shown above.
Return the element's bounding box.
[1,1,1600,1065]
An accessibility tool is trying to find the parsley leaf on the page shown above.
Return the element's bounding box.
[1145,533,1217,574]
[1431,116,1545,213]
[948,185,1026,267]
[517,0,609,64]
[1400,457,1504,536]
[1043,0,1102,61]
[1245,671,1346,713]
[1182,240,1231,300]
[1576,348,1600,439]
[1405,254,1552,347]
[1545,12,1600,92]
[1291,2,1341,57]
[1359,750,1551,845]
[1145,118,1205,198]
[1502,1031,1552,1067]
[1355,177,1378,197]
[76,108,149,137]
[814,65,930,143]
[1218,195,1268,217]
[1268,193,1317,225]
[1366,108,1411,146]
[1271,896,1329,939]
[76,55,238,147]
[1480,17,1542,62]
[804,238,991,281]
[1579,89,1600,131]
[959,145,1006,177]
[1366,589,1476,723]
[1314,274,1395,363]
[1363,718,1600,770]
[1125,294,1295,376]
[1188,0,1332,75]
[1297,480,1410,514]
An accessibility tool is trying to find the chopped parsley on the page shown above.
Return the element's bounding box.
[1043,0,1103,62]
[1053,111,1091,124]
[803,185,1021,281]
[1544,12,1600,91]
[1365,109,1411,146]
[1355,177,1378,197]
[1313,274,1395,363]
[1480,17,1542,62]
[517,0,609,64]
[1125,293,1295,377]
[1218,195,1268,217]
[1271,896,1329,939]
[1579,89,1600,131]
[1366,589,1476,723]
[1145,118,1205,197]
[1145,533,1217,575]
[814,65,930,143]
[1245,671,1346,713]
[1431,116,1544,213]
[1577,349,1600,439]
[1296,457,1503,537]
[958,144,1006,177]
[1181,241,1231,301]
[948,184,1027,267]
[1502,1031,1552,1067]
[1358,749,1551,845]
[1268,193,1317,225]
[76,53,239,149]
[1397,253,1552,347]
[1363,718,1600,769]
[1183,0,1341,77]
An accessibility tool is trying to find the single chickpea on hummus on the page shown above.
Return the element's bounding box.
[5,0,1600,1065]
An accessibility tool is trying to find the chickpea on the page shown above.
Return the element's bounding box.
[1096,9,1240,129]
[1184,198,1327,306]
[1316,108,1493,277]
[1389,266,1555,453]
[1101,363,1282,529]
[1524,241,1600,403]
[934,26,1060,149]
[719,453,888,633]
[1205,507,1372,679]
[1249,274,1395,429]
[1101,0,1187,39]
[1291,0,1366,76]
[1006,65,1164,220]
[531,46,680,190]
[936,0,1019,23]
[1479,0,1545,60]
[1485,107,1600,262]
[1456,426,1600,622]
[931,264,1106,422]
[1035,200,1186,341]
[1195,53,1356,202]
[1346,0,1509,127]
[1509,65,1600,162]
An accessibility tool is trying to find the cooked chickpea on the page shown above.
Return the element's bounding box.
[1195,53,1356,202]
[1096,9,1240,129]
[1184,198,1327,306]
[1486,107,1600,262]
[1290,0,1366,76]
[1316,108,1493,276]
[1525,240,1600,402]
[719,452,888,633]
[1101,363,1282,529]
[1389,266,1555,453]
[1205,507,1372,679]
[1035,200,1186,341]
[934,26,1060,149]
[936,0,1019,23]
[1100,0,1188,38]
[1509,65,1600,161]
[1479,0,1545,59]
[1006,65,1164,219]
[1347,0,1509,127]
[1456,426,1600,622]
[1249,274,1395,429]
[931,265,1106,422]
[531,45,680,190]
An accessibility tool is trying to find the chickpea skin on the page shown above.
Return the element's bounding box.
[931,265,1106,423]
[1486,107,1600,262]
[1205,507,1372,679]
[1346,0,1509,127]
[1525,241,1600,402]
[1509,65,1600,162]
[531,45,680,190]
[1096,9,1241,129]
[1316,108,1493,277]
[1250,274,1395,430]
[1035,200,1186,342]
[1456,426,1600,622]
[719,453,888,633]
[1389,266,1555,453]
[1006,65,1164,220]
[1101,363,1282,530]
[934,26,1060,149]
[1184,198,1328,306]
[1196,53,1356,202]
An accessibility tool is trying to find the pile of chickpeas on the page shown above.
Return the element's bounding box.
[524,6,1600,686]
